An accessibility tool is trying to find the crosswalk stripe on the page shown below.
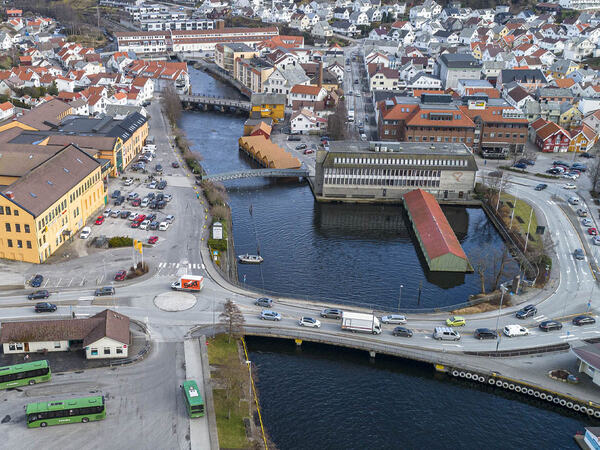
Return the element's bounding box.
[188,263,192,269]
[79,296,94,301]
[175,263,180,268]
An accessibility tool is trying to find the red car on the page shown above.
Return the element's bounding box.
[148,236,159,244]
[304,148,315,154]
[114,270,127,281]
[588,227,598,236]
[132,198,141,207]
[95,216,105,225]
[130,221,140,228]
[136,214,146,222]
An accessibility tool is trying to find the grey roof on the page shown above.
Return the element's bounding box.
[439,53,481,69]
[327,141,475,157]
[573,342,600,372]
[500,69,547,84]
[279,65,310,85]
[223,42,254,52]
[251,93,287,105]
[537,87,573,98]
[105,104,145,118]
[59,112,147,143]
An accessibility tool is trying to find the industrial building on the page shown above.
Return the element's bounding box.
[313,141,477,203]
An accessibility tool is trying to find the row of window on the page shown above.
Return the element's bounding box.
[6,239,32,249]
[0,368,49,383]
[0,206,18,216]
[326,168,442,178]
[409,136,473,144]
[5,223,30,233]
[28,405,104,421]
[90,347,124,356]
[483,133,526,139]
[331,157,467,167]
[37,199,67,231]
[324,175,441,188]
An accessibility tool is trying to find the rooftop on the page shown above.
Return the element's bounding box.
[327,141,473,156]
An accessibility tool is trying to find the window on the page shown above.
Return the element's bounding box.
[24,224,30,233]
[116,348,123,354]
[54,342,61,349]
[6,207,10,215]
[14,209,18,216]
[0,206,3,214]
[15,224,20,233]
[17,240,22,248]
[91,348,98,356]
[104,348,111,355]
[7,239,12,248]
[5,223,10,232]
[26,241,32,249]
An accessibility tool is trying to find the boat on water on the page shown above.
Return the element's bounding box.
[238,254,264,264]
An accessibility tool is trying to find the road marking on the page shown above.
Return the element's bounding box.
[55,278,62,287]
[158,262,165,268]
[78,296,94,301]
[80,277,86,286]
[441,343,463,347]
[43,279,49,287]
[533,315,547,322]
[67,278,73,287]
[582,330,600,334]
[175,263,180,268]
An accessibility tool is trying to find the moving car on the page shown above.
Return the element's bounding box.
[155,164,163,174]
[114,270,127,281]
[30,274,44,287]
[260,310,282,321]
[539,320,562,332]
[516,305,537,319]
[380,314,407,324]
[588,227,598,236]
[503,324,529,337]
[148,236,159,244]
[35,302,57,313]
[255,297,273,307]
[474,328,497,340]
[593,236,600,246]
[578,209,589,218]
[534,184,548,191]
[563,183,577,190]
[573,315,596,326]
[95,216,105,225]
[320,308,343,319]
[392,326,413,337]
[80,227,91,239]
[298,317,321,328]
[95,286,115,296]
[172,161,180,168]
[28,290,49,300]
[295,144,307,150]
[574,248,585,260]
[446,316,466,327]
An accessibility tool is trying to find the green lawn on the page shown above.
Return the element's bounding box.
[213,390,249,449]
[500,193,539,248]
[207,333,238,366]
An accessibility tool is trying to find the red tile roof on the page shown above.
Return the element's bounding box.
[403,189,468,261]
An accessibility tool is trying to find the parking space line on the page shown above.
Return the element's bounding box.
[55,278,62,287]
[67,278,73,287]
[43,279,49,287]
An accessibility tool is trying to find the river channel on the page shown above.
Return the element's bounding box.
[184,67,590,448]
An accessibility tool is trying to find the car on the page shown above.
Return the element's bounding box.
[320,308,343,319]
[503,324,529,337]
[320,136,330,142]
[255,297,273,307]
[130,221,140,228]
[35,302,57,313]
[124,178,133,186]
[299,317,321,328]
[172,161,180,168]
[114,270,127,281]
[80,226,91,239]
[164,194,172,202]
[149,221,159,230]
[572,163,587,171]
[120,210,131,219]
[28,290,50,300]
[562,173,577,180]
[578,208,589,217]
[568,172,580,179]
[110,210,121,218]
[149,200,158,209]
[295,144,307,150]
[513,162,527,169]
[519,158,535,165]
[474,328,497,340]
[136,214,146,222]
[159,221,169,231]
[563,183,577,190]
[157,200,166,209]
[547,168,562,175]
[534,183,547,191]
[392,326,413,337]
[30,274,44,287]
[111,190,121,199]
[155,193,164,202]
[581,152,596,158]
[287,135,301,141]
[573,315,596,326]
[446,316,466,327]
[146,213,157,222]
[132,198,141,207]
[103,209,112,217]
[355,92,361,97]
[589,227,598,236]
[260,310,282,321]
[303,148,315,155]
[574,248,585,260]
[516,305,537,319]
[354,80,359,85]
[381,314,407,324]
[539,320,563,332]
[127,192,139,200]
[569,196,580,205]
[140,220,150,230]
[141,198,150,208]
[554,160,569,166]
[583,218,593,227]
[155,164,163,174]
[157,181,167,190]
[147,181,157,189]
[114,196,124,206]
[95,286,115,296]
[165,215,175,224]
[128,213,139,221]
[95,216,105,225]
[346,67,351,72]
[593,236,600,246]
[148,235,159,244]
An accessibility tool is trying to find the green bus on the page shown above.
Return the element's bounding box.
[182,380,205,418]
[0,360,51,389]
[26,395,106,428]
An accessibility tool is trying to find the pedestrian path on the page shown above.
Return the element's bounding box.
[157,262,204,277]
[183,339,212,450]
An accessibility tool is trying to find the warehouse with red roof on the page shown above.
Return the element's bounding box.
[403,189,471,272]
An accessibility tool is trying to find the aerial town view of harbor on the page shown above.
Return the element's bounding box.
[4,0,600,448]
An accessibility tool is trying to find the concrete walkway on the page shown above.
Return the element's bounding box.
[184,338,212,450]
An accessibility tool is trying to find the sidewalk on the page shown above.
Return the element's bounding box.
[184,338,212,450]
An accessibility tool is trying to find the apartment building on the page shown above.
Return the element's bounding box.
[214,43,258,77]
[234,58,275,93]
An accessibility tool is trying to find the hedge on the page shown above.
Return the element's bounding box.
[208,238,228,252]
[109,236,134,248]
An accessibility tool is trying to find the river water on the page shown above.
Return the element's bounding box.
[184,67,590,448]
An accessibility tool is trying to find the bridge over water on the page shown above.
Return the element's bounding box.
[202,168,309,182]
[180,94,251,112]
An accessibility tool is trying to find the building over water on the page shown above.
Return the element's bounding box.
[403,189,471,272]
[313,141,477,203]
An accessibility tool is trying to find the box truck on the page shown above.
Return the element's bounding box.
[341,311,382,335]
[171,275,204,291]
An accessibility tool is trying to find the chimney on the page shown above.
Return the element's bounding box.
[5,191,14,199]
[318,61,323,88]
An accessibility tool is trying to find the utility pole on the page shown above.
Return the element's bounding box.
[397,284,403,312]
[494,285,508,353]
[524,207,534,253]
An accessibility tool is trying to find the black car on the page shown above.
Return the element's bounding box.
[580,152,595,158]
[147,192,156,200]
[28,290,50,300]
[392,326,413,337]
[147,213,157,222]
[516,305,537,319]
[120,210,131,219]
[149,221,159,230]
[172,161,180,168]
[573,315,596,326]
[287,135,301,141]
[547,168,562,175]
[157,200,166,209]
[539,320,563,331]
[95,286,115,296]
[30,274,43,287]
[474,328,497,340]
[114,195,125,206]
[155,164,163,174]
[111,190,121,199]
[35,302,57,313]
[149,201,158,209]
[320,308,343,319]
[157,181,167,190]
[534,184,548,191]
[295,144,307,150]
[155,193,164,202]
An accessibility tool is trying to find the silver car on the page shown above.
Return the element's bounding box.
[260,310,282,321]
[381,314,407,324]
[298,317,321,328]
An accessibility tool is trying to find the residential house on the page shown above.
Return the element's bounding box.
[532,118,571,152]
[290,108,327,134]
[569,124,597,153]
[0,101,14,120]
[289,84,327,106]
[436,53,482,89]
[250,92,286,122]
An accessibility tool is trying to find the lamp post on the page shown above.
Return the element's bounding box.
[245,360,252,416]
[495,285,508,353]
[397,284,403,312]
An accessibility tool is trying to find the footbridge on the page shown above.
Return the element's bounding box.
[202,168,309,182]
[180,94,251,112]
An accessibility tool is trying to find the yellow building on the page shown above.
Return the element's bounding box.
[0,144,105,263]
[0,99,72,133]
[569,125,597,153]
[559,104,582,130]
[250,93,286,123]
[215,43,259,78]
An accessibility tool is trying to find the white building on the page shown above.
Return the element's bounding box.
[291,108,327,133]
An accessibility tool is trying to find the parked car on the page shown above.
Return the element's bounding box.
[503,324,529,337]
[157,181,167,190]
[35,302,57,313]
[28,290,49,300]
[562,173,577,180]
[516,305,537,319]
[147,181,157,189]
[563,183,577,190]
[574,248,585,260]
[295,144,307,150]
[110,210,121,218]
[320,308,343,319]
[260,310,282,321]
[593,236,600,246]
[157,200,166,209]
[287,135,301,141]
[139,220,150,230]
[298,317,321,328]
[103,209,112,217]
[114,270,127,281]
[146,213,157,222]
[164,194,172,202]
[172,161,180,168]
[136,214,146,222]
[255,297,273,307]
[539,320,562,332]
[580,152,595,158]
[130,221,140,228]
[381,314,407,324]
[80,227,91,239]
[111,190,121,199]
[513,162,527,169]
[114,196,124,206]
[120,211,131,219]
[474,328,497,340]
[519,158,535,165]
[128,213,139,221]
[573,315,596,326]
[95,286,115,296]
[155,164,163,174]
[304,148,315,154]
[132,198,141,207]
[446,316,466,327]
[547,168,562,175]
[159,221,169,231]
[534,184,548,191]
[95,216,105,225]
[127,192,139,200]
[392,326,413,337]
[149,221,159,230]
[148,236,159,244]
[123,178,133,186]
[165,215,175,224]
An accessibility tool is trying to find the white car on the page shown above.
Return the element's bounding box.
[583,218,593,227]
[298,317,321,328]
[594,236,600,246]
[103,209,112,217]
[381,314,407,324]
[159,221,169,231]
[128,213,139,222]
[139,220,150,230]
[110,210,121,218]
[562,173,577,180]
[80,227,91,239]
[503,324,529,337]
[124,178,133,186]
[563,183,577,190]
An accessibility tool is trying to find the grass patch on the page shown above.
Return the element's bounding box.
[500,193,540,248]
[207,334,238,367]
[213,390,248,449]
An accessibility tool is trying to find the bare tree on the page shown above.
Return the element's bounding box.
[327,99,348,141]
[219,299,245,342]
[220,356,247,420]
[588,153,600,193]
[161,84,182,125]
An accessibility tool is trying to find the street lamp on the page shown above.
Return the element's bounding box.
[245,360,252,416]
[495,285,508,353]
[397,284,403,312]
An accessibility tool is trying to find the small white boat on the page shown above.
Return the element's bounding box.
[238,254,264,264]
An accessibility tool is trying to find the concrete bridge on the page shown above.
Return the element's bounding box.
[202,168,309,182]
[180,94,251,112]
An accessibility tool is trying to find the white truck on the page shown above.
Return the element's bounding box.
[171,275,204,291]
[341,311,382,335]
[348,110,355,122]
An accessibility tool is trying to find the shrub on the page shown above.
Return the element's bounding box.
[108,236,134,248]
[208,238,228,252]
[211,204,231,222]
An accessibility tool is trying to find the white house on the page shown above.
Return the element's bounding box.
[408,72,442,89]
[291,107,327,133]
[369,66,400,91]
[132,76,154,101]
[289,84,327,105]
[0,101,14,120]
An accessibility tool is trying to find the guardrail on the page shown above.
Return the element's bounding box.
[203,168,309,182]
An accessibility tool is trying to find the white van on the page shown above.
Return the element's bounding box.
[433,327,460,341]
[159,221,169,231]
[503,324,529,337]
[568,196,580,205]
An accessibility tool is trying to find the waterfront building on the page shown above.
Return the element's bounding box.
[238,135,301,169]
[313,141,478,203]
[250,93,286,122]
[215,43,258,77]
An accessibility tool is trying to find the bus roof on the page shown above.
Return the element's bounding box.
[0,359,48,375]
[182,380,204,406]
[26,395,104,415]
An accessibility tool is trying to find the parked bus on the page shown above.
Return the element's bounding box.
[182,380,205,418]
[26,395,106,428]
[0,360,51,389]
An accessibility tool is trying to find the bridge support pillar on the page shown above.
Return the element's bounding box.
[369,350,376,359]
[434,364,447,373]
[294,339,302,347]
